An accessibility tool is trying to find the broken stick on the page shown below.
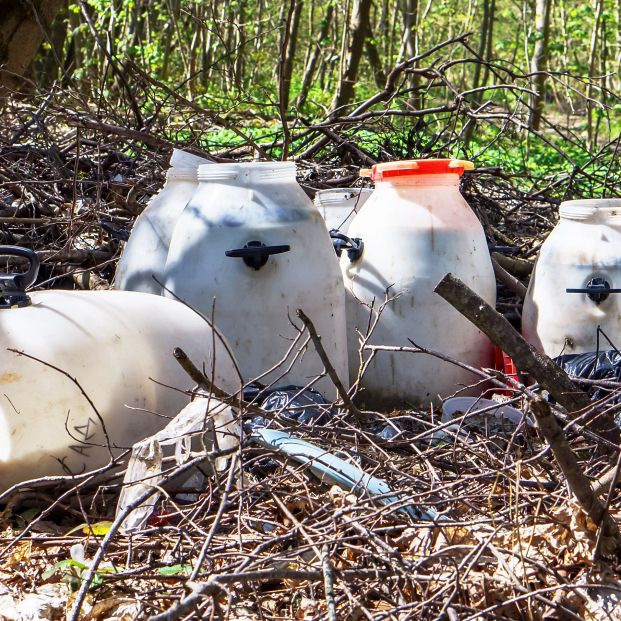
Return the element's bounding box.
[296,308,370,425]
[529,397,621,554]
[433,272,618,442]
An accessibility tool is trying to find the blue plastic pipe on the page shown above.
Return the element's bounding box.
[250,427,442,522]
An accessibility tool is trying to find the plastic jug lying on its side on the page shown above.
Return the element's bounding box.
[314,188,373,233]
[0,246,241,492]
[340,159,496,408]
[115,149,211,295]
[163,161,349,399]
[523,199,621,357]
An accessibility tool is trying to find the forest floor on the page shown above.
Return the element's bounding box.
[0,98,620,621]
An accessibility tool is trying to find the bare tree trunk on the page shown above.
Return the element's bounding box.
[35,1,68,88]
[272,0,288,81]
[278,0,299,158]
[202,0,219,86]
[301,0,314,73]
[0,0,65,94]
[254,0,264,50]
[297,2,334,107]
[281,0,304,110]
[463,0,495,145]
[364,19,386,88]
[188,15,201,98]
[378,0,389,68]
[402,0,421,109]
[472,0,493,94]
[529,0,552,130]
[332,0,372,112]
[233,0,246,92]
[61,5,82,86]
[221,1,233,91]
[160,0,181,80]
[335,0,349,90]
[480,0,496,88]
[587,0,604,148]
[616,0,621,93]
[387,0,399,66]
[595,14,607,143]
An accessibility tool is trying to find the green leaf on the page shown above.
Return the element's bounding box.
[157,563,193,576]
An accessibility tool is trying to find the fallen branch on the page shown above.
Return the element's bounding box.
[528,398,621,555]
[592,465,621,498]
[491,256,527,299]
[492,252,534,278]
[433,272,618,442]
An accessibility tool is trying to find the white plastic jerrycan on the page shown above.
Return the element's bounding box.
[314,188,373,232]
[163,161,348,398]
[341,159,496,408]
[523,199,621,357]
[0,246,240,492]
[115,149,211,294]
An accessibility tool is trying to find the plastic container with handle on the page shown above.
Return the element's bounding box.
[523,199,621,357]
[163,161,349,398]
[0,246,240,492]
[115,149,211,294]
[340,159,496,408]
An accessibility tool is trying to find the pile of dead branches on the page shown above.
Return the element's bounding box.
[2,372,621,620]
[2,95,621,621]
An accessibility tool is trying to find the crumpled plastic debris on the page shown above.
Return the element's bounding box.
[250,427,443,522]
[116,395,239,532]
[243,384,334,426]
[434,397,533,442]
[555,350,621,403]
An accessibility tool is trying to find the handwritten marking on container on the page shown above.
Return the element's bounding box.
[69,416,99,457]
[69,444,91,457]
[74,417,98,442]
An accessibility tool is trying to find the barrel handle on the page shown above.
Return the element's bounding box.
[0,245,40,308]
[330,231,364,262]
[566,277,621,305]
[225,241,291,270]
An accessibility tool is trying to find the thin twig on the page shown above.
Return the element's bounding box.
[296,308,369,424]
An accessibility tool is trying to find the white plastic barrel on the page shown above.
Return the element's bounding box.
[163,162,348,397]
[523,199,621,357]
[314,188,373,232]
[115,150,210,294]
[341,159,496,408]
[0,247,240,491]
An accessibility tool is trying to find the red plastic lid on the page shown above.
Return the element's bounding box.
[370,159,474,181]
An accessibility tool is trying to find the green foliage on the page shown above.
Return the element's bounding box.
[31,0,621,196]
[42,557,117,592]
[156,563,193,576]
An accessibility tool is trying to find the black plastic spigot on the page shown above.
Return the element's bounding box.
[225,240,291,270]
[566,277,621,305]
[330,231,364,262]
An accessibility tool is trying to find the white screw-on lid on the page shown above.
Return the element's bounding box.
[560,199,621,223]
[314,188,373,206]
[197,161,296,182]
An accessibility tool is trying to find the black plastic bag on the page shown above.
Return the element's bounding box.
[555,350,621,402]
[243,384,334,426]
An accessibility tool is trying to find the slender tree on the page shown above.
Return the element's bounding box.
[587,0,604,147]
[281,0,304,109]
[364,13,386,88]
[402,0,421,109]
[0,0,65,93]
[332,0,372,111]
[297,1,334,107]
[529,0,552,130]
